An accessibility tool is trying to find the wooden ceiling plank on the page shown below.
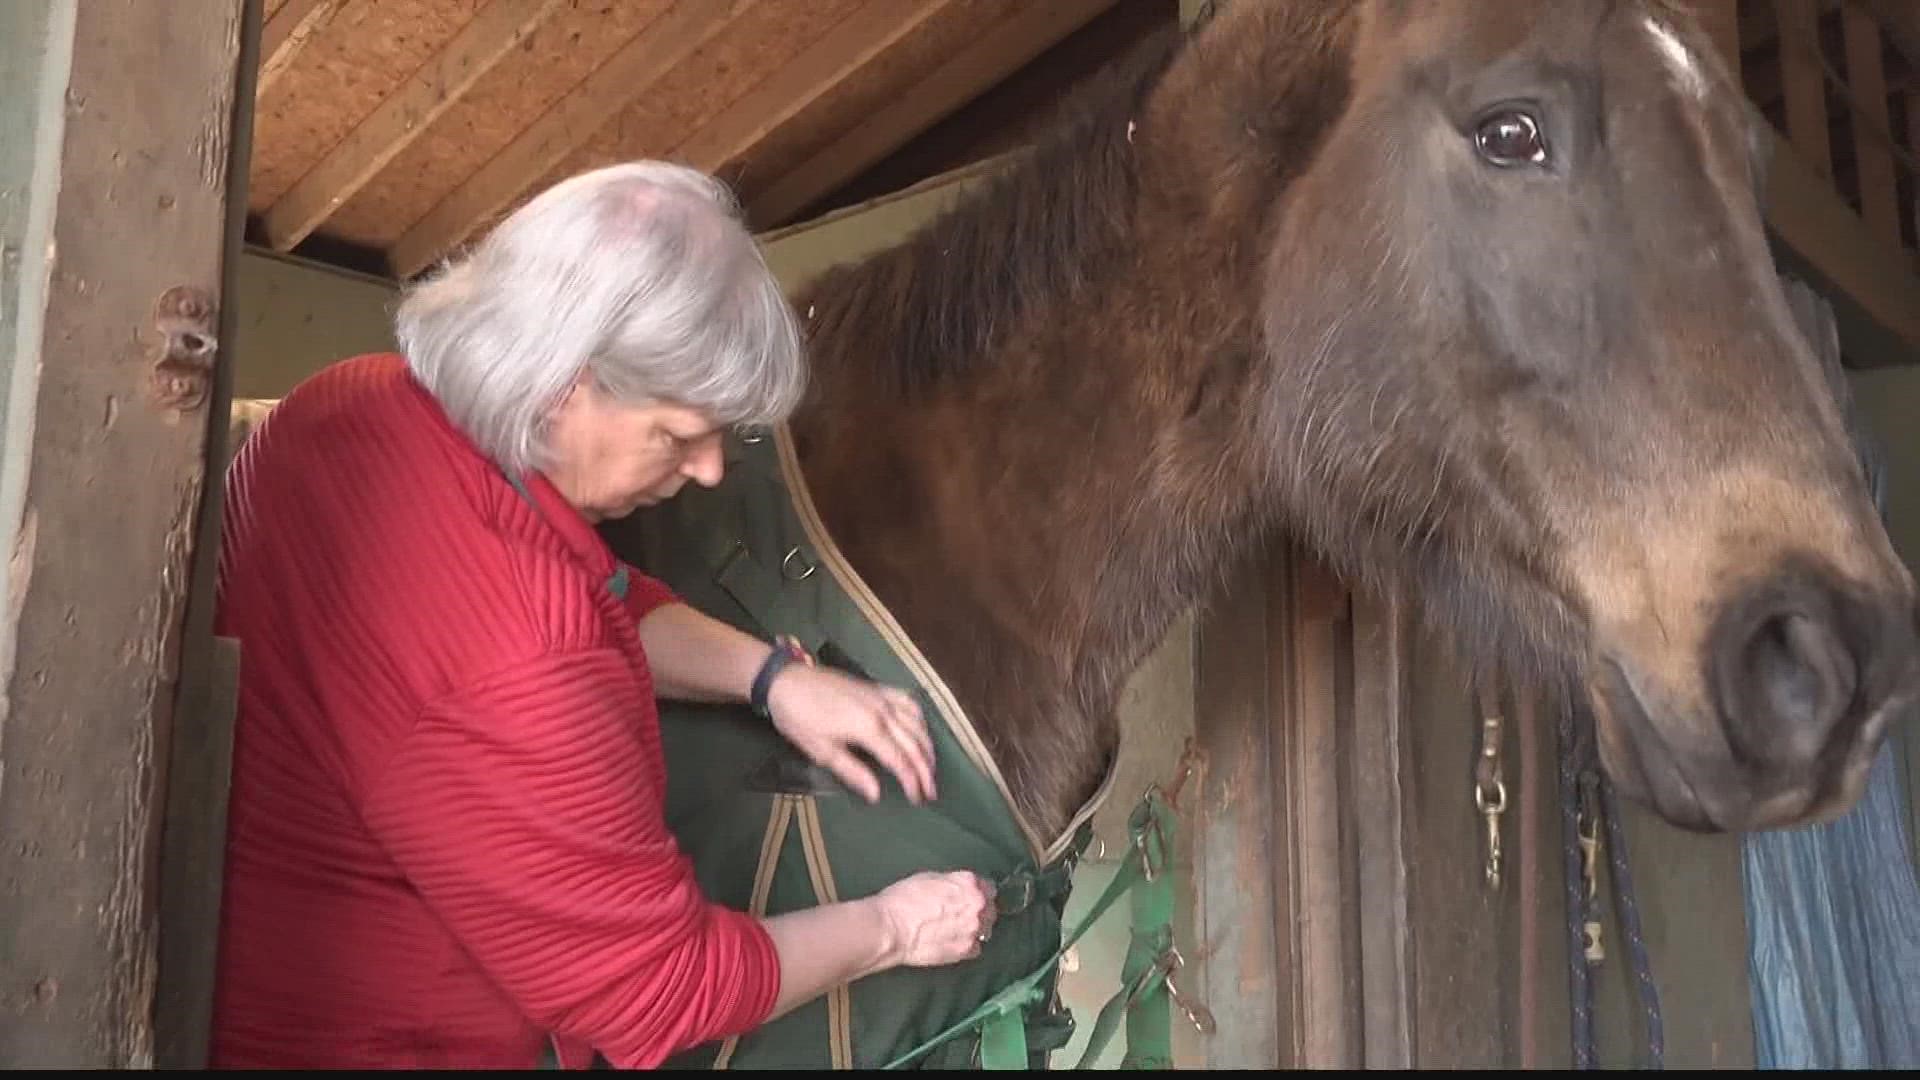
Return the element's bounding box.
[257,0,343,99]
[388,0,758,279]
[261,0,569,253]
[749,0,1120,230]
[672,0,963,179]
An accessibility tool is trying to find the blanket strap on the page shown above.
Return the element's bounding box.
[883,786,1194,1070]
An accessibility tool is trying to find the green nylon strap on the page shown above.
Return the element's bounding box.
[978,1007,1030,1070]
[1072,791,1178,1070]
[882,788,1183,1071]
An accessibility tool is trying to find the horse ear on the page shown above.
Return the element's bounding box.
[1779,273,1889,519]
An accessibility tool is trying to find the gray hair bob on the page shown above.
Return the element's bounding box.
[394,160,806,473]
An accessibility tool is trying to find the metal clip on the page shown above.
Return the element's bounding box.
[1577,812,1606,964]
[1165,974,1218,1034]
[1577,817,1601,902]
[1138,948,1217,1035]
[1473,712,1507,891]
[1475,777,1507,890]
[1129,785,1172,882]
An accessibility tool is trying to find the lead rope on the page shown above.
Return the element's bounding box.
[1555,707,1597,1070]
[1600,774,1665,1068]
[1556,705,1663,1070]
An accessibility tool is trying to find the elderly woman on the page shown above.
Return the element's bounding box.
[209,161,994,1070]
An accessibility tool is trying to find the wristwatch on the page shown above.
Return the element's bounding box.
[750,634,815,717]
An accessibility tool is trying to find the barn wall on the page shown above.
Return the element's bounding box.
[0,0,73,649]
[230,248,397,400]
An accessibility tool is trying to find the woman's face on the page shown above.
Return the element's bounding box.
[543,377,726,522]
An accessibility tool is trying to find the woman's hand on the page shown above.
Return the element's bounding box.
[872,870,998,967]
[766,664,937,805]
[761,868,997,1021]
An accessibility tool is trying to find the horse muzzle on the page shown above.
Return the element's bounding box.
[1593,562,1920,833]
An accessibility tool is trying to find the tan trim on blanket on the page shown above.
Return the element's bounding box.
[713,796,796,1070]
[796,797,854,1069]
[772,426,1116,865]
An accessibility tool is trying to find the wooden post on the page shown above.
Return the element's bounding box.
[0,0,250,1067]
[1190,541,1288,1068]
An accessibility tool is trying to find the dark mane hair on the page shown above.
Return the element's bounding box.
[792,30,1186,399]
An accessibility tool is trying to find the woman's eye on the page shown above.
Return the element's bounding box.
[1474,110,1549,168]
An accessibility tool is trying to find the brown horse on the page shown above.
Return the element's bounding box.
[767,0,1919,844]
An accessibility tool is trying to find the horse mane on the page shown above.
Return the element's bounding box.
[790,29,1185,399]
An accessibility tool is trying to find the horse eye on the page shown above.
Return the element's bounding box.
[1474,110,1549,168]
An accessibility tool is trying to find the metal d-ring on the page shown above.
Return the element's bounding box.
[781,546,817,581]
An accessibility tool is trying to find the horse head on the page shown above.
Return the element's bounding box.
[1177,0,1920,832]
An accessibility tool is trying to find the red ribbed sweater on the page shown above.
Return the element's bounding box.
[208,353,780,1069]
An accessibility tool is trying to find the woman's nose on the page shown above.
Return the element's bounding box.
[683,440,725,488]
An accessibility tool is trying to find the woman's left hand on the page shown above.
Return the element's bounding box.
[766,665,937,805]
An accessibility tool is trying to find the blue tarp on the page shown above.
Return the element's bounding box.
[1740,337,1920,1069]
[1741,739,1920,1069]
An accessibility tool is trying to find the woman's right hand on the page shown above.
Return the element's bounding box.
[872,870,997,968]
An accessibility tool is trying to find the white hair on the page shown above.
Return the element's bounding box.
[394,160,806,473]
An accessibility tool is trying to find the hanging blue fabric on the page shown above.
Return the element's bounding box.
[1741,742,1920,1068]
[1740,385,1920,1069]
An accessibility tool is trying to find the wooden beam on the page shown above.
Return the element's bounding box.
[1860,0,1920,72]
[675,0,961,179]
[1911,91,1920,269]
[1739,0,1842,53]
[259,0,565,252]
[1286,557,1358,1068]
[1767,127,1920,351]
[257,0,339,98]
[1841,6,1903,242]
[386,0,755,280]
[0,0,247,1066]
[1693,0,1742,82]
[154,0,263,1066]
[1348,588,1412,1068]
[1736,0,1920,347]
[1775,0,1835,181]
[748,0,1118,230]
[1190,542,1287,1069]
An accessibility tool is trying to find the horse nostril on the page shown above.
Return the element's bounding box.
[1726,608,1857,765]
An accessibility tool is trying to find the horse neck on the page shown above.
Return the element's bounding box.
[785,8,1355,838]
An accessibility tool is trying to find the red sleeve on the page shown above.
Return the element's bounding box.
[359,648,780,1068]
[623,565,681,622]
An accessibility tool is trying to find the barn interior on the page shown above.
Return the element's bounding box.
[5,0,1920,1069]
